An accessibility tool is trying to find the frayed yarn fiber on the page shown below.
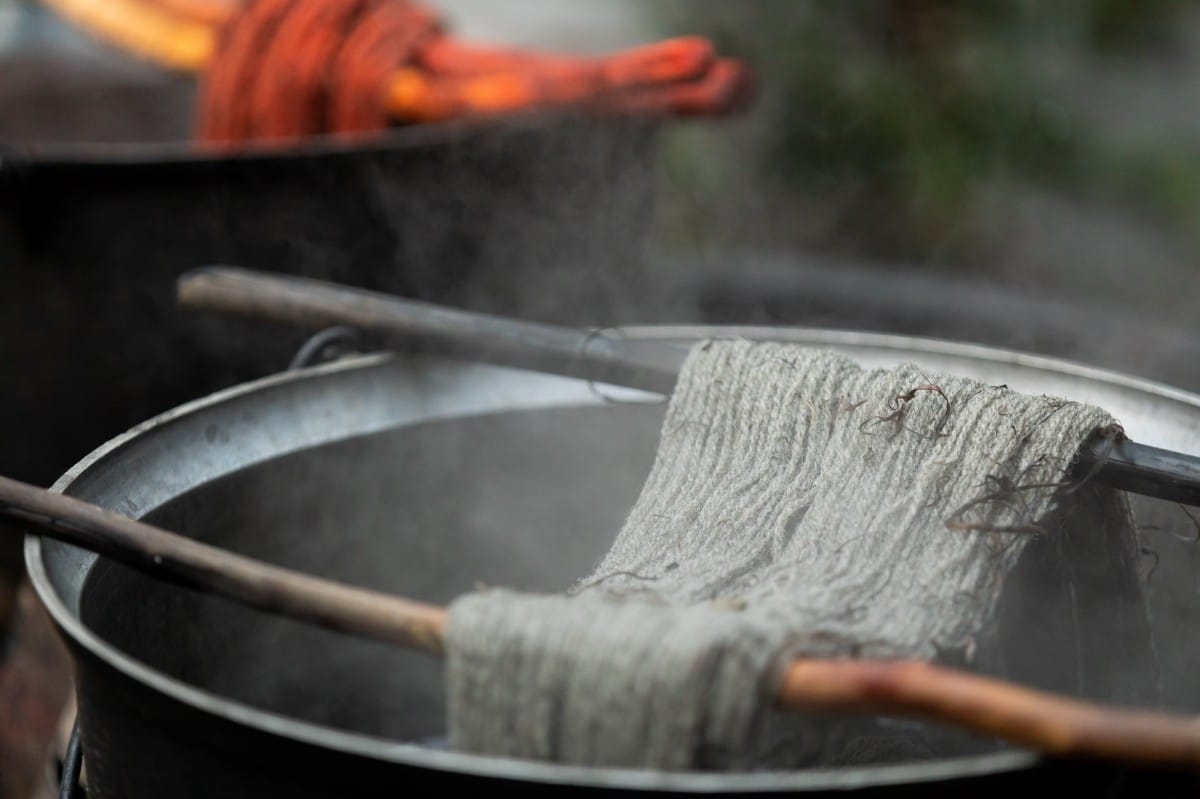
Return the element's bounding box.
[446,342,1131,769]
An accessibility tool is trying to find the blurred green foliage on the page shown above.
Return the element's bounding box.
[652,0,1200,262]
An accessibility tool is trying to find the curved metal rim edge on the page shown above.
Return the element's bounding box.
[10,110,654,166]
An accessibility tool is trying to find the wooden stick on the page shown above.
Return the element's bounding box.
[8,473,1200,768]
[1,475,445,654]
[150,0,239,27]
[781,659,1200,768]
[38,0,217,71]
[176,266,685,394]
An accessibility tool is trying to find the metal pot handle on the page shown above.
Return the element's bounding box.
[59,720,85,799]
[288,325,363,371]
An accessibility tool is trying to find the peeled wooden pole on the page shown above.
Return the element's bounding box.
[7,474,1200,768]
[781,660,1200,769]
[3,475,445,654]
[178,266,686,394]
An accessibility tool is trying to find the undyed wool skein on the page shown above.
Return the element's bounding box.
[445,341,1143,770]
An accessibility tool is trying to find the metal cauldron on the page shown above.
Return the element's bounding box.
[25,327,1200,796]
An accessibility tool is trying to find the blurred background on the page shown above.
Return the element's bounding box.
[650,1,1200,354]
[1,1,1199,796]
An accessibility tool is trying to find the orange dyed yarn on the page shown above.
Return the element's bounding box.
[197,0,753,145]
[198,0,438,142]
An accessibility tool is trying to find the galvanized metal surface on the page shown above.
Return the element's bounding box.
[25,327,1200,797]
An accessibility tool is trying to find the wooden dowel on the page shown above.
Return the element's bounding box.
[38,0,217,71]
[2,475,445,654]
[9,472,1200,768]
[780,658,1200,768]
[177,266,686,394]
[150,0,238,27]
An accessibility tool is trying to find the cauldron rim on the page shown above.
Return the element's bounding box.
[5,109,656,168]
[28,326,1200,791]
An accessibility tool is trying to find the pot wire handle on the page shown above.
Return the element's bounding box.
[58,720,84,799]
[288,325,363,371]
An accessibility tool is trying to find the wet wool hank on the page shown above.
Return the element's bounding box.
[445,341,1133,770]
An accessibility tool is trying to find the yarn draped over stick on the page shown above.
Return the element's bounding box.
[196,0,753,143]
[445,341,1145,770]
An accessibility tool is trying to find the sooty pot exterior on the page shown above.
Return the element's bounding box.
[0,112,655,489]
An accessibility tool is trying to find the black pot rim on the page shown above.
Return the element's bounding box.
[2,110,656,169]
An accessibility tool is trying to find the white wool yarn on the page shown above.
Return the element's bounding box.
[446,341,1132,770]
